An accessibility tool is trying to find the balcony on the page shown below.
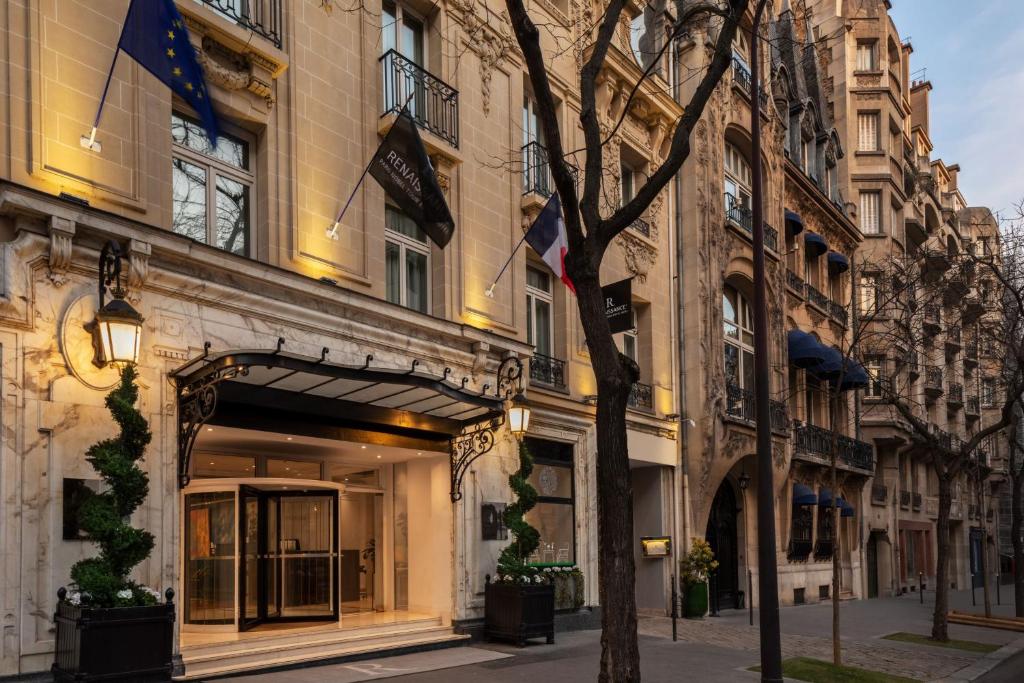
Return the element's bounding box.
[381,49,459,148]
[196,0,283,47]
[806,284,830,311]
[904,350,920,379]
[522,141,553,197]
[793,423,874,474]
[529,352,566,390]
[944,277,970,305]
[922,249,952,282]
[628,382,654,411]
[966,395,980,419]
[724,194,779,251]
[725,383,789,432]
[871,483,888,505]
[926,496,938,518]
[731,57,769,109]
[965,338,979,367]
[629,217,652,238]
[830,300,848,326]
[945,326,962,354]
[924,367,944,400]
[923,305,941,336]
[912,492,922,511]
[947,383,964,408]
[963,296,984,325]
[900,490,911,510]
[786,269,805,297]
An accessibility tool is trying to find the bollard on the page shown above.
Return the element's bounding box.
[972,576,977,607]
[748,569,754,626]
[919,572,924,604]
[670,573,678,642]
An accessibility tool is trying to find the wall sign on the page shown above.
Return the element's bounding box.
[602,278,634,334]
[481,502,508,541]
[641,536,672,558]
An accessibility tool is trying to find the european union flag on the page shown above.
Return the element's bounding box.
[117,0,220,145]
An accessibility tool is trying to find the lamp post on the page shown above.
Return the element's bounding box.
[87,241,144,367]
[749,0,784,680]
[507,390,531,439]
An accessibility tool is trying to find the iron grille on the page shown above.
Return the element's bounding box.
[196,0,282,48]
[529,353,566,390]
[793,422,874,472]
[380,49,459,148]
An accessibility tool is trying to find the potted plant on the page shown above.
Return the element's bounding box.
[680,537,718,619]
[53,367,175,682]
[485,440,555,646]
[546,565,585,612]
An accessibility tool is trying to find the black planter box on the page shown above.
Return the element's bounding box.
[52,600,174,682]
[485,582,554,647]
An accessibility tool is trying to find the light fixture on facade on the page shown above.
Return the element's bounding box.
[507,391,531,438]
[86,241,143,367]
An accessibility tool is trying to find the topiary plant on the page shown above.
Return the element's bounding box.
[495,440,544,584]
[68,365,158,608]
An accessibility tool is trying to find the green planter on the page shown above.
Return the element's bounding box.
[683,581,708,619]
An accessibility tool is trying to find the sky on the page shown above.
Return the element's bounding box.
[888,0,1024,217]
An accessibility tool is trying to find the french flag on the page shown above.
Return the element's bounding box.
[525,193,575,293]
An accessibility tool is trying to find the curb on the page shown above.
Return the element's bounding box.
[930,633,1024,682]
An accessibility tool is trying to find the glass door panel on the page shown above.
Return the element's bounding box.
[279,495,336,618]
[340,492,384,613]
[184,491,236,624]
[240,487,260,629]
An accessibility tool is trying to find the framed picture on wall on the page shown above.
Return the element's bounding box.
[63,478,102,540]
[481,503,507,541]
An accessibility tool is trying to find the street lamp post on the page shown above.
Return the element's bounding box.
[87,240,144,368]
[749,1,784,681]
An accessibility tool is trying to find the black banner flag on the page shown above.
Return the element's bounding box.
[603,278,634,334]
[369,113,455,249]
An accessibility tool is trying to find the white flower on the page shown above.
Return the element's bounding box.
[116,589,132,600]
[521,576,530,583]
[543,567,552,573]
[68,592,82,606]
[534,575,543,584]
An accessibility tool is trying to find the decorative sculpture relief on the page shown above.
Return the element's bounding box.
[617,231,657,283]
[127,239,151,305]
[450,0,514,117]
[47,216,75,287]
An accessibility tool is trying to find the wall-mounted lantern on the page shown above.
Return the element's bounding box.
[507,390,531,439]
[87,241,143,367]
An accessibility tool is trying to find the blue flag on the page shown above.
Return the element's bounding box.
[117,0,219,145]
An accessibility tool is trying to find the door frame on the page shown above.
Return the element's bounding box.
[706,480,740,610]
[238,488,341,631]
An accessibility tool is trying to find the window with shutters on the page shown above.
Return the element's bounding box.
[859,274,879,315]
[860,191,881,234]
[856,41,877,71]
[858,113,879,151]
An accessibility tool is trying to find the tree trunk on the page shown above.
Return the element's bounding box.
[1012,469,1024,617]
[573,264,640,682]
[979,484,992,618]
[933,475,953,641]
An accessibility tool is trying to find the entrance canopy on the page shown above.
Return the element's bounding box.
[173,345,515,492]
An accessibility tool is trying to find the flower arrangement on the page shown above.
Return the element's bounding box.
[63,367,160,608]
[679,537,719,586]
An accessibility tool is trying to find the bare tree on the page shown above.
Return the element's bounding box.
[502,1,749,679]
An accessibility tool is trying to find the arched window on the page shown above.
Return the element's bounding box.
[724,143,752,216]
[724,284,754,391]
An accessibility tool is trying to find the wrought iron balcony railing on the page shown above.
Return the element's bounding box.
[923,305,941,333]
[948,383,964,406]
[381,49,459,148]
[731,57,769,108]
[197,0,283,47]
[806,284,830,311]
[925,367,943,394]
[726,382,789,432]
[966,396,980,416]
[628,382,653,410]
[529,352,566,390]
[724,194,778,251]
[912,492,922,511]
[786,269,805,296]
[900,489,911,509]
[793,422,874,473]
[871,483,888,505]
[830,300,848,326]
[522,140,553,197]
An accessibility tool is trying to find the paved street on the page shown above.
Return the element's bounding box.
[229,590,1024,683]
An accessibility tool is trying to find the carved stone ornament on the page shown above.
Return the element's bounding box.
[127,239,151,305]
[617,230,657,283]
[47,216,75,287]
[184,21,278,110]
[450,0,514,116]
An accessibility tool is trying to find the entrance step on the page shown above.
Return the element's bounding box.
[839,590,856,601]
[178,619,467,680]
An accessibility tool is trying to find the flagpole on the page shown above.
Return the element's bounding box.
[80,43,122,152]
[327,90,415,240]
[484,230,532,298]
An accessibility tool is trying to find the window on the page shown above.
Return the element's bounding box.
[804,247,820,288]
[864,356,885,398]
[800,137,812,174]
[859,273,879,315]
[526,266,554,357]
[815,501,834,558]
[171,112,252,256]
[382,1,424,63]
[618,310,639,363]
[858,113,879,152]
[629,10,651,69]
[856,41,877,71]
[620,161,637,206]
[522,94,549,195]
[385,205,430,313]
[723,143,752,216]
[805,374,821,426]
[723,284,754,390]
[981,378,996,407]
[523,438,575,565]
[860,191,881,234]
[890,203,901,242]
[789,501,813,560]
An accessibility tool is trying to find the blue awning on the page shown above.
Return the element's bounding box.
[785,210,804,236]
[836,360,869,391]
[837,497,856,518]
[818,488,833,506]
[809,345,844,378]
[788,330,828,369]
[804,231,828,257]
[828,251,850,274]
[793,483,817,506]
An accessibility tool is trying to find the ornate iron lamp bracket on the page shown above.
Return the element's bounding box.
[449,418,501,502]
[177,364,249,488]
[495,356,524,399]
